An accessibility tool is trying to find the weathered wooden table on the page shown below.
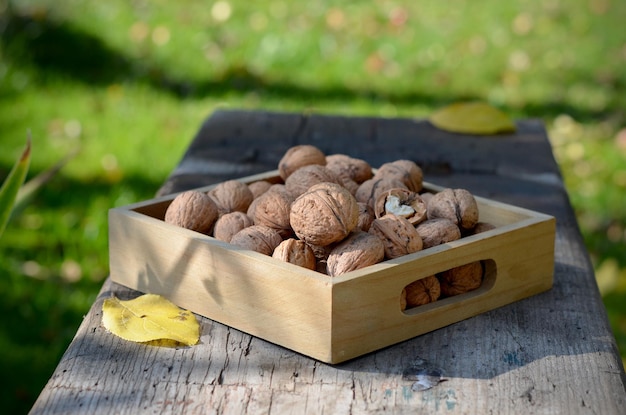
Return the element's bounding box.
[31,110,626,414]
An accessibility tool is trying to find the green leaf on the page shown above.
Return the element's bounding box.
[429,102,516,135]
[0,135,31,238]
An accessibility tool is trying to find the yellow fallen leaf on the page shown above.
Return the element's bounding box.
[429,102,516,135]
[102,294,200,346]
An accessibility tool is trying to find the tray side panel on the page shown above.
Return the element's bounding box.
[109,208,334,362]
[330,217,556,363]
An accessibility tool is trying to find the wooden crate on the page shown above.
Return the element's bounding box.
[108,170,555,364]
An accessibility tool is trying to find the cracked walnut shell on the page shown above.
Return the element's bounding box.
[374,188,427,226]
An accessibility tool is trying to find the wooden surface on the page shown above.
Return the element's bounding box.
[31,109,626,414]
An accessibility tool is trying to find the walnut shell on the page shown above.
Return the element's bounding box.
[438,261,484,296]
[415,218,461,249]
[427,188,479,230]
[369,214,423,259]
[325,154,373,184]
[248,180,273,199]
[248,185,295,238]
[374,159,423,192]
[229,225,283,255]
[326,231,385,277]
[213,211,254,243]
[164,190,219,235]
[290,182,359,246]
[272,238,316,270]
[278,144,327,181]
[208,180,254,216]
[356,202,375,232]
[374,188,427,226]
[468,221,496,236]
[284,164,343,198]
[355,177,408,209]
[401,275,441,310]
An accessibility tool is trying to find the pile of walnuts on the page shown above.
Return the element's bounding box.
[164,145,495,310]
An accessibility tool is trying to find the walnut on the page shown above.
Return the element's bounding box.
[278,144,327,181]
[468,221,496,235]
[374,159,423,192]
[284,164,343,198]
[272,238,317,270]
[427,188,479,231]
[374,188,427,226]
[213,211,254,243]
[415,218,461,249]
[247,184,285,220]
[401,275,441,310]
[356,202,375,232]
[355,177,408,209]
[164,190,219,235]
[229,225,283,255]
[290,182,359,246]
[420,191,434,207]
[368,214,423,259]
[208,180,254,216]
[248,185,295,238]
[326,231,385,277]
[325,154,373,184]
[248,180,273,199]
[438,261,484,296]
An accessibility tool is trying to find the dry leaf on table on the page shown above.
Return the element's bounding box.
[102,294,200,346]
[429,101,516,135]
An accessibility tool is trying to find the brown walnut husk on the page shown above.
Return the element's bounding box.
[326,231,385,277]
[368,214,423,259]
[402,275,441,310]
[290,182,359,247]
[438,261,484,296]
[164,190,219,235]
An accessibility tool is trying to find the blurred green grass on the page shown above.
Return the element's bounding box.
[1,0,625,413]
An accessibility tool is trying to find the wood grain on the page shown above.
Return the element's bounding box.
[31,110,626,414]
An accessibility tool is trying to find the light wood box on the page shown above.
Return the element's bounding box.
[108,170,556,364]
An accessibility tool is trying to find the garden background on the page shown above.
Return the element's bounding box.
[1,1,625,413]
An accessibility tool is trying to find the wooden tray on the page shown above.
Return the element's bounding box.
[108,170,555,364]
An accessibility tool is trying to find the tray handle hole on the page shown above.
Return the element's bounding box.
[401,259,497,313]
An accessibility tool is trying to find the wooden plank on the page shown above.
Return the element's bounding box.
[30,109,626,414]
